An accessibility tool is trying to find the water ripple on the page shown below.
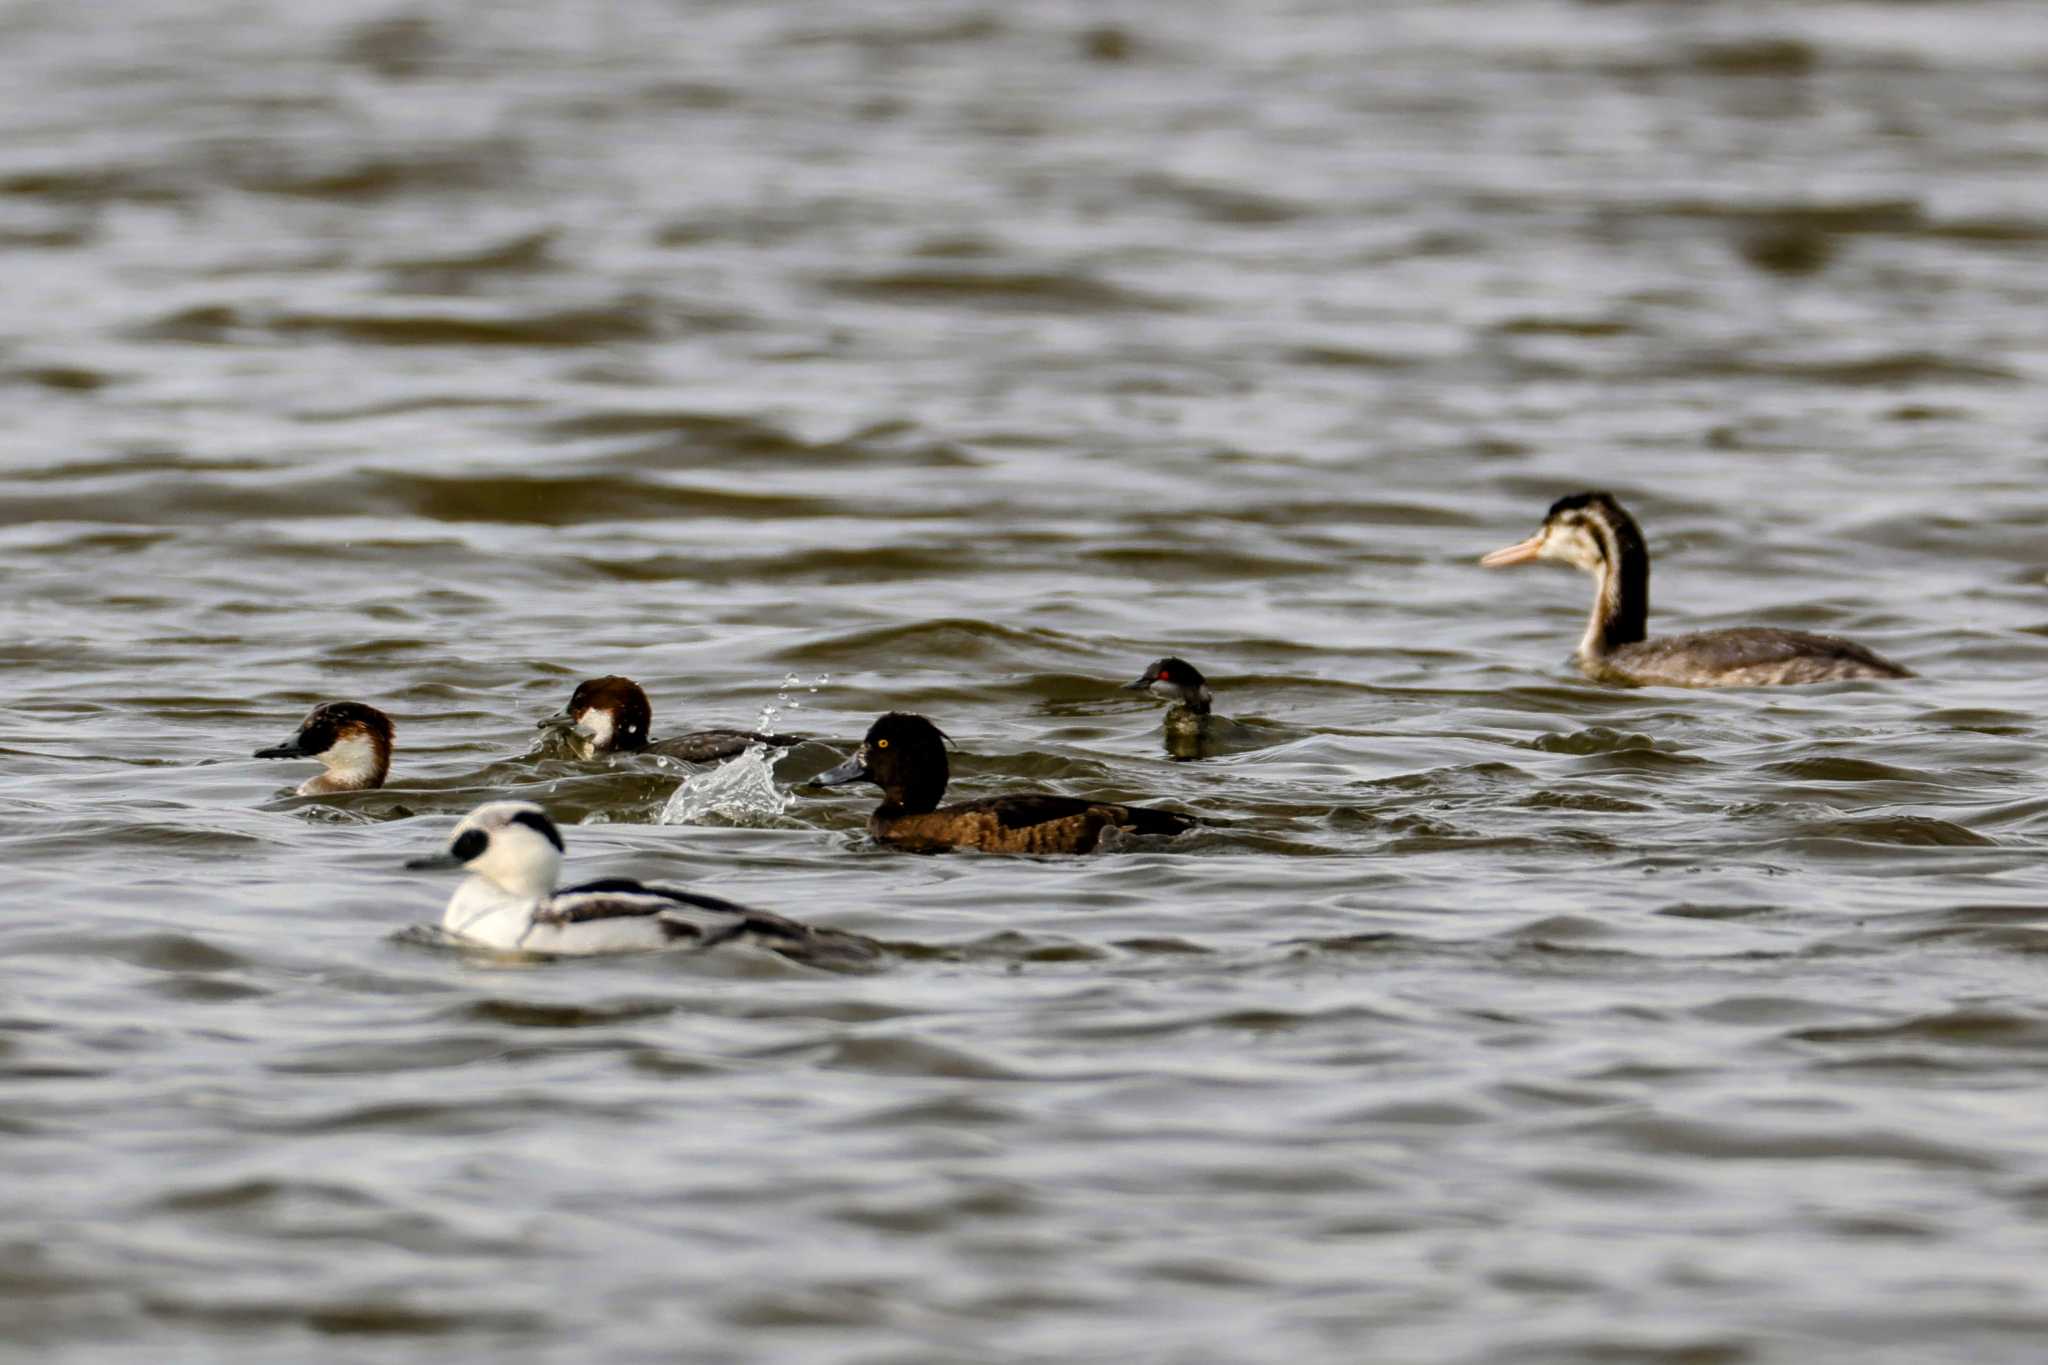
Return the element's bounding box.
[8,0,2048,1359]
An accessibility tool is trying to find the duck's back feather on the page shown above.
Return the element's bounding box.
[875,794,1199,854]
[647,730,805,763]
[551,878,754,918]
[540,878,877,964]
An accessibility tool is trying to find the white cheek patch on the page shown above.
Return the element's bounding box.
[1541,527,1600,572]
[576,709,616,750]
[320,731,379,779]
[1148,680,1183,701]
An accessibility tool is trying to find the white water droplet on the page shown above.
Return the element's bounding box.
[657,744,791,825]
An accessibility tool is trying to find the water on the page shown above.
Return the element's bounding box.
[6,0,2048,1359]
[657,745,794,825]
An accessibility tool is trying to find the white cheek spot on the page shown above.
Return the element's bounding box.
[1541,526,1602,572]
[319,732,379,780]
[577,709,617,750]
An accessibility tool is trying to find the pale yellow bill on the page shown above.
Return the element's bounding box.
[1479,533,1545,568]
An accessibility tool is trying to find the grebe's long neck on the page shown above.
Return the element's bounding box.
[1579,509,1650,660]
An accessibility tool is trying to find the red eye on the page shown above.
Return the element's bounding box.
[1157,668,1171,681]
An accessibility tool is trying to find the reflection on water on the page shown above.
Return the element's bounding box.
[6,0,2048,1360]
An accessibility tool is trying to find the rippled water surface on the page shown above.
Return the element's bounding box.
[9,1,2048,1360]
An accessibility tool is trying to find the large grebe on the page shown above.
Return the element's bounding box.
[1480,491,1912,687]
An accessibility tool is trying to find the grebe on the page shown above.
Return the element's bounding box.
[811,712,1200,854]
[1122,657,1220,760]
[1480,491,1912,687]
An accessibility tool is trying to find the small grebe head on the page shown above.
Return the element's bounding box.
[1122,657,1213,714]
[254,701,394,792]
[1480,491,1635,574]
[1481,491,1651,657]
[811,712,952,812]
[538,675,652,755]
[405,801,564,900]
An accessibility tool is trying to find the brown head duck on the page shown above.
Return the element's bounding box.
[538,675,805,762]
[810,711,1200,854]
[255,701,394,794]
[1480,491,1913,688]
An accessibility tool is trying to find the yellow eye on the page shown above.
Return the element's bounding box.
[875,738,889,749]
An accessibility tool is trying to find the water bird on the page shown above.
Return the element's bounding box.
[406,800,874,960]
[538,675,805,762]
[1480,491,1913,687]
[254,701,394,794]
[1122,656,1221,760]
[811,711,1201,853]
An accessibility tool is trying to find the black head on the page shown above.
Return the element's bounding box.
[1122,656,1213,713]
[1132,657,1205,689]
[811,711,952,813]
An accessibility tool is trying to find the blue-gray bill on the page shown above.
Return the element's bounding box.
[811,751,869,787]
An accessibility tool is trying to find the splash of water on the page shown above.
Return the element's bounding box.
[757,671,829,734]
[657,743,792,825]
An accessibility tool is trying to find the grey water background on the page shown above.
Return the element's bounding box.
[7,0,2048,1360]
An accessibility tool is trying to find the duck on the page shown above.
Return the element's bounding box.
[405,800,875,961]
[538,675,805,762]
[1480,491,1913,687]
[810,711,1200,854]
[255,701,394,794]
[1122,656,1220,760]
